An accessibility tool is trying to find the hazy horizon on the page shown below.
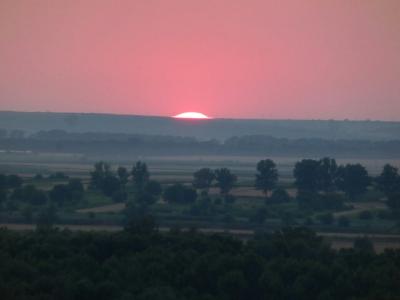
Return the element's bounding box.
[1,109,400,123]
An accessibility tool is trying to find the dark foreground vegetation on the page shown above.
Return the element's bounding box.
[0,225,399,300]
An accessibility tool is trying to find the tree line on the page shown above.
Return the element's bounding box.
[86,158,400,220]
[1,158,400,226]
[2,130,400,157]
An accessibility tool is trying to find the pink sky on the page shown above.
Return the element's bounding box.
[0,0,399,120]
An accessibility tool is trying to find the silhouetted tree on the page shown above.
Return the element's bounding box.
[190,191,215,216]
[193,168,215,191]
[255,159,278,197]
[131,161,149,189]
[117,166,130,186]
[316,157,338,192]
[90,161,111,189]
[49,178,84,206]
[215,168,237,196]
[125,180,163,207]
[293,159,320,192]
[336,164,370,200]
[377,164,400,197]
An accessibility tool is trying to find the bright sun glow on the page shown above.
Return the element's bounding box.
[173,112,210,119]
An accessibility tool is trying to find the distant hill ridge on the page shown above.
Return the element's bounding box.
[1,111,400,141]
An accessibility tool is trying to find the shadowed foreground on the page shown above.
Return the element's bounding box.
[0,225,399,300]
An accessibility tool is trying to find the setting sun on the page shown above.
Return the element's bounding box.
[173,112,210,119]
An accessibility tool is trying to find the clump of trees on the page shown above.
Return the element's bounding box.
[131,162,163,207]
[49,178,84,206]
[89,161,161,205]
[2,157,399,229]
[215,168,237,197]
[192,167,238,197]
[293,157,371,210]
[10,185,48,206]
[193,168,215,191]
[0,172,86,226]
[377,164,400,215]
[90,161,120,197]
[131,161,150,189]
[1,226,400,299]
[191,167,238,206]
[163,184,197,204]
[294,157,343,193]
[255,159,278,197]
[336,164,370,200]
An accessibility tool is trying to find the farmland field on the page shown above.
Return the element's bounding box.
[1,150,400,252]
